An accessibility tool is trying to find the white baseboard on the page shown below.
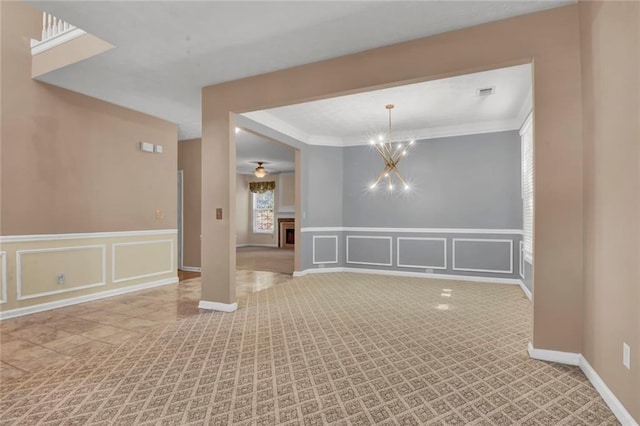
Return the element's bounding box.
[0,276,179,321]
[527,342,581,366]
[580,356,639,426]
[528,343,638,425]
[198,300,238,313]
[293,267,344,277]
[519,280,532,300]
[293,267,521,285]
[180,266,201,272]
[236,244,279,248]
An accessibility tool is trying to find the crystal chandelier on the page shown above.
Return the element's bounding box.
[369,104,414,191]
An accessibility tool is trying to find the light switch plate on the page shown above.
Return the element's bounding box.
[623,342,631,369]
[154,144,163,153]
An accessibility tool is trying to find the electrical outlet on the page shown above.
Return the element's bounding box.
[155,209,164,220]
[623,342,631,369]
[57,273,65,285]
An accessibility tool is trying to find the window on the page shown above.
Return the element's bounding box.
[520,113,534,261]
[253,190,274,233]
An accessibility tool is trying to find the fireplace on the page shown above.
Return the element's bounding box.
[278,218,295,249]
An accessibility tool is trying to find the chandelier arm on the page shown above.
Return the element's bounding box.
[373,144,386,158]
[382,143,394,160]
[373,167,388,187]
[391,167,408,187]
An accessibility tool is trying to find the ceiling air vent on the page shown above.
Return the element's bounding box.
[477,87,495,97]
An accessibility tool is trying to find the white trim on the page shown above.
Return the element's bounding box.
[527,344,639,426]
[0,277,178,321]
[397,237,447,270]
[524,251,533,264]
[312,235,338,265]
[31,28,87,55]
[527,342,580,366]
[519,280,532,300]
[112,240,174,284]
[346,236,393,267]
[180,266,201,273]
[198,300,238,313]
[178,170,184,270]
[580,356,639,426]
[293,267,521,284]
[236,243,279,248]
[0,229,177,244]
[16,245,106,301]
[0,252,6,304]
[293,267,344,277]
[519,241,525,279]
[452,238,514,274]
[300,227,522,235]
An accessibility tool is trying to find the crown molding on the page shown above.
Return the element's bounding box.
[243,111,522,147]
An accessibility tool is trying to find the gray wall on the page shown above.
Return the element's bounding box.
[343,131,522,228]
[306,145,343,226]
[302,131,525,280]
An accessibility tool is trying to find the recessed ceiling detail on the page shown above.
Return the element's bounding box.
[245,64,532,147]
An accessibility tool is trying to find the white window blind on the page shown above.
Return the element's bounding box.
[253,191,275,234]
[520,113,534,259]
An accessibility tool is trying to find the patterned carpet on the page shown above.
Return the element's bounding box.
[236,247,294,275]
[0,273,618,425]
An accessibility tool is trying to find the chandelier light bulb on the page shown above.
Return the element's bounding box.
[409,140,415,145]
[378,134,384,142]
[369,139,375,145]
[402,150,407,156]
[404,184,410,190]
[384,172,389,177]
[370,183,377,189]
[388,184,394,191]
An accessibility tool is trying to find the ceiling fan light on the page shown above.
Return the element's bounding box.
[254,162,268,178]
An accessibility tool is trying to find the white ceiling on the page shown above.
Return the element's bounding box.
[246,64,532,146]
[236,129,295,175]
[28,1,570,140]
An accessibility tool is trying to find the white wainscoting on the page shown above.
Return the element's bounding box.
[519,241,525,279]
[346,235,393,267]
[112,239,174,283]
[16,245,106,301]
[452,238,514,274]
[396,237,447,270]
[0,229,177,243]
[0,252,6,304]
[312,235,338,265]
[301,227,523,234]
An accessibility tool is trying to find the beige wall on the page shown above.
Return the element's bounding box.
[278,173,295,212]
[580,1,639,421]
[1,2,178,316]
[235,174,249,245]
[202,5,585,355]
[1,1,178,236]
[178,139,202,268]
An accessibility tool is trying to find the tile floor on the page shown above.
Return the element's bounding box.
[0,270,292,382]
